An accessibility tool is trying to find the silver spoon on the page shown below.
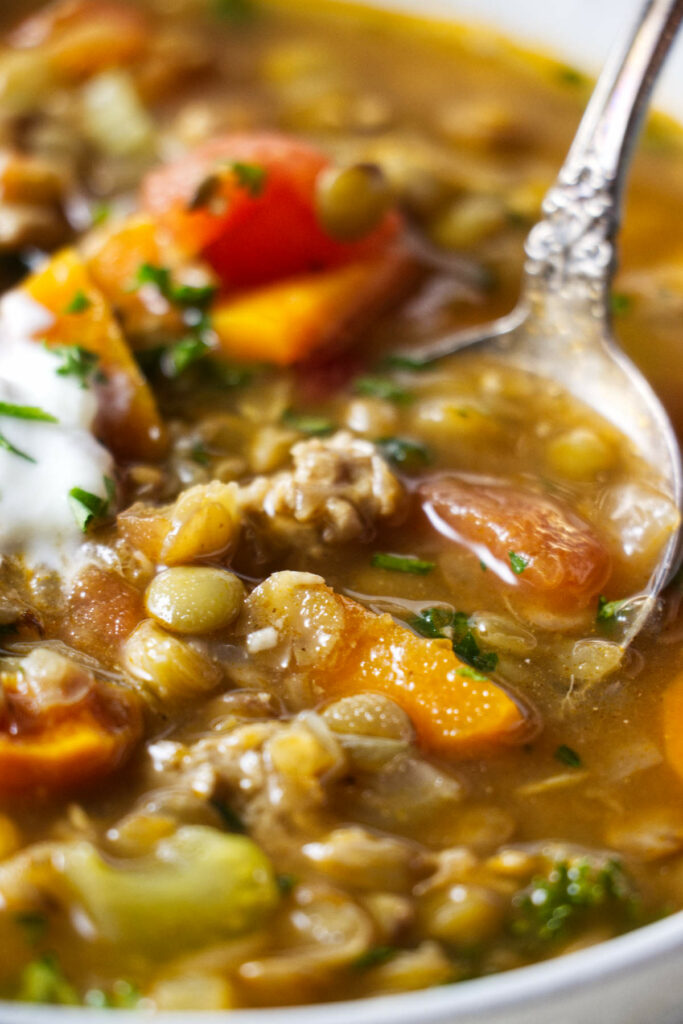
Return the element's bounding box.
[410,0,683,655]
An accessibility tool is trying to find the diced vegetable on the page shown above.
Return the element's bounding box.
[62,565,146,665]
[141,133,401,289]
[420,476,611,622]
[662,672,683,783]
[58,826,278,954]
[20,249,166,460]
[247,574,526,757]
[0,650,142,795]
[212,253,415,365]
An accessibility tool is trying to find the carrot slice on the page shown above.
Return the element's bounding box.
[212,251,416,365]
[307,588,526,758]
[662,672,683,783]
[20,248,166,460]
[141,133,401,289]
[0,667,142,796]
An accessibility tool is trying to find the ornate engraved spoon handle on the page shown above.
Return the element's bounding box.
[525,0,683,289]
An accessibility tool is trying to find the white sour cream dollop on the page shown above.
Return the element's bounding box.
[0,290,114,570]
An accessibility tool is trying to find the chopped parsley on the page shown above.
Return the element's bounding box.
[376,436,431,470]
[597,595,629,622]
[458,665,489,682]
[554,744,582,769]
[354,376,412,403]
[510,856,638,949]
[63,290,92,315]
[381,353,433,371]
[210,797,246,834]
[68,479,115,533]
[282,409,336,436]
[411,607,498,674]
[0,433,35,463]
[352,946,399,971]
[163,336,211,378]
[371,552,435,575]
[190,441,211,466]
[508,551,529,575]
[84,980,141,1010]
[231,161,268,197]
[14,910,48,945]
[610,292,633,316]
[135,263,216,311]
[51,346,104,388]
[0,402,57,422]
[15,953,78,1005]
[90,201,111,227]
[215,0,257,24]
[556,65,587,88]
[276,873,298,895]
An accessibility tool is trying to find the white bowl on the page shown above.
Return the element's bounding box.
[4,2,683,1022]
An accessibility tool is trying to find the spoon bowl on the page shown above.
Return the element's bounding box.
[407,0,683,652]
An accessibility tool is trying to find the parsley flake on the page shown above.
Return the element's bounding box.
[51,346,104,388]
[282,410,335,436]
[0,402,57,422]
[381,353,433,371]
[411,606,498,674]
[354,376,412,403]
[597,595,629,622]
[554,744,582,769]
[231,161,268,197]
[163,337,211,378]
[371,552,435,575]
[215,0,256,24]
[509,551,529,575]
[352,946,399,972]
[68,484,113,533]
[376,436,431,470]
[610,292,633,316]
[63,290,92,314]
[135,264,216,310]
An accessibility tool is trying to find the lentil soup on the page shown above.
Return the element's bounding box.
[0,0,681,1011]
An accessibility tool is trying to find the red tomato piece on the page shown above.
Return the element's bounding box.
[420,475,611,621]
[141,133,400,289]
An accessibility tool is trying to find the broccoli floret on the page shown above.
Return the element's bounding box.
[509,854,640,950]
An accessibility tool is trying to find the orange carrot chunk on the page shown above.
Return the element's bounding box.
[308,588,527,758]
[20,248,166,461]
[663,672,683,783]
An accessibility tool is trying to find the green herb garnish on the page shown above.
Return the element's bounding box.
[411,607,498,674]
[14,911,48,945]
[190,442,211,466]
[371,552,435,575]
[210,797,246,834]
[276,873,298,895]
[84,980,141,1009]
[282,409,336,436]
[597,595,629,622]
[381,353,433,371]
[68,484,112,533]
[508,551,529,575]
[376,436,431,470]
[610,292,633,316]
[164,337,211,377]
[63,290,91,315]
[215,0,256,24]
[0,433,35,463]
[556,65,587,88]
[231,161,267,197]
[354,376,412,403]
[51,346,104,389]
[554,744,582,769]
[352,946,399,971]
[15,953,78,1005]
[0,402,57,422]
[136,263,216,310]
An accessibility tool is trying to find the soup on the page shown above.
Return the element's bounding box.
[0,0,681,1010]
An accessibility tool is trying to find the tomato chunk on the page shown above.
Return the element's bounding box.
[420,476,611,621]
[0,649,142,796]
[141,133,401,289]
[63,566,146,666]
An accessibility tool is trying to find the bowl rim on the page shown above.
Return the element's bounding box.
[1,910,683,1021]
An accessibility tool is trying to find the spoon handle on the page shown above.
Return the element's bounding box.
[525,0,683,290]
